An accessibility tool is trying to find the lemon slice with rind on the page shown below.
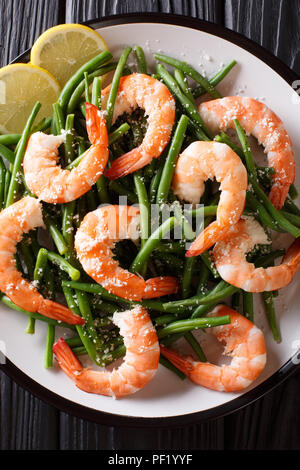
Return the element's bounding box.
[30,24,108,87]
[0,63,60,134]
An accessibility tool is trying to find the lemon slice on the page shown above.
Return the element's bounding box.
[0,63,60,134]
[30,24,108,87]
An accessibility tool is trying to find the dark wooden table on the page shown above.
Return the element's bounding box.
[0,0,300,450]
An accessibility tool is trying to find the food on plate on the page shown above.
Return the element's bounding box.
[0,24,299,396]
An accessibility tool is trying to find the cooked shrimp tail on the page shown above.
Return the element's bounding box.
[161,305,266,392]
[85,102,108,146]
[39,299,85,325]
[53,337,83,379]
[143,276,180,299]
[53,306,160,398]
[105,147,152,180]
[186,222,229,257]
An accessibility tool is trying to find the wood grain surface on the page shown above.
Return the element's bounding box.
[0,0,299,450]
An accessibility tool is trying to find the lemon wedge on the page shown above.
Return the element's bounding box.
[0,63,60,134]
[30,24,108,87]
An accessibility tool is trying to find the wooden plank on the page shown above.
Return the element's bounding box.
[0,0,61,450]
[65,0,224,24]
[225,0,300,74]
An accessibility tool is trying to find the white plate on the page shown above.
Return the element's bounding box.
[1,14,300,425]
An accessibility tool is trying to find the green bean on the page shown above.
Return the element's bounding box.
[0,143,15,164]
[47,251,80,280]
[187,205,218,218]
[44,215,69,256]
[64,114,75,165]
[134,45,147,74]
[134,172,150,255]
[156,64,211,138]
[62,285,99,365]
[193,60,237,98]
[254,249,285,268]
[86,187,97,211]
[75,290,103,354]
[155,53,221,99]
[156,115,189,205]
[181,257,196,299]
[162,281,238,314]
[5,102,41,207]
[44,324,55,368]
[154,241,185,254]
[234,119,256,176]
[91,76,102,108]
[33,248,48,283]
[31,116,52,133]
[109,180,137,203]
[66,336,83,348]
[1,295,75,330]
[62,201,76,249]
[149,164,163,204]
[158,252,184,271]
[20,238,35,279]
[3,169,11,205]
[159,356,186,380]
[52,102,65,134]
[242,291,254,322]
[281,210,300,228]
[284,197,300,216]
[184,331,207,362]
[246,191,280,232]
[197,261,210,295]
[108,122,130,145]
[130,217,178,274]
[84,72,91,102]
[106,47,132,131]
[157,315,231,339]
[0,134,21,146]
[174,69,195,104]
[0,157,5,208]
[58,51,112,112]
[262,292,280,342]
[289,184,298,200]
[67,63,117,113]
[200,251,219,278]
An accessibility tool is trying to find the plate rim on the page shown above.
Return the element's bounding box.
[1,12,299,427]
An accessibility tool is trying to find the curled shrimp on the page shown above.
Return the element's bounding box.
[0,197,84,325]
[172,141,248,256]
[74,204,179,301]
[213,215,300,292]
[23,103,109,203]
[199,96,295,209]
[53,305,160,398]
[161,305,266,392]
[103,73,176,180]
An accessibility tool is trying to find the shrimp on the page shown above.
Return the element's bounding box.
[213,215,300,292]
[74,204,179,301]
[103,73,176,180]
[172,141,248,256]
[160,304,266,392]
[23,103,109,203]
[199,97,295,209]
[0,197,84,325]
[53,305,160,398]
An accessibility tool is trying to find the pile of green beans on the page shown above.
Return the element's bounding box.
[0,43,298,382]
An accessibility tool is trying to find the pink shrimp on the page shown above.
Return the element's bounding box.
[53,305,160,398]
[161,305,266,392]
[199,96,295,209]
[213,215,300,292]
[74,204,179,301]
[103,73,176,180]
[23,103,109,203]
[0,197,84,325]
[171,140,248,256]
